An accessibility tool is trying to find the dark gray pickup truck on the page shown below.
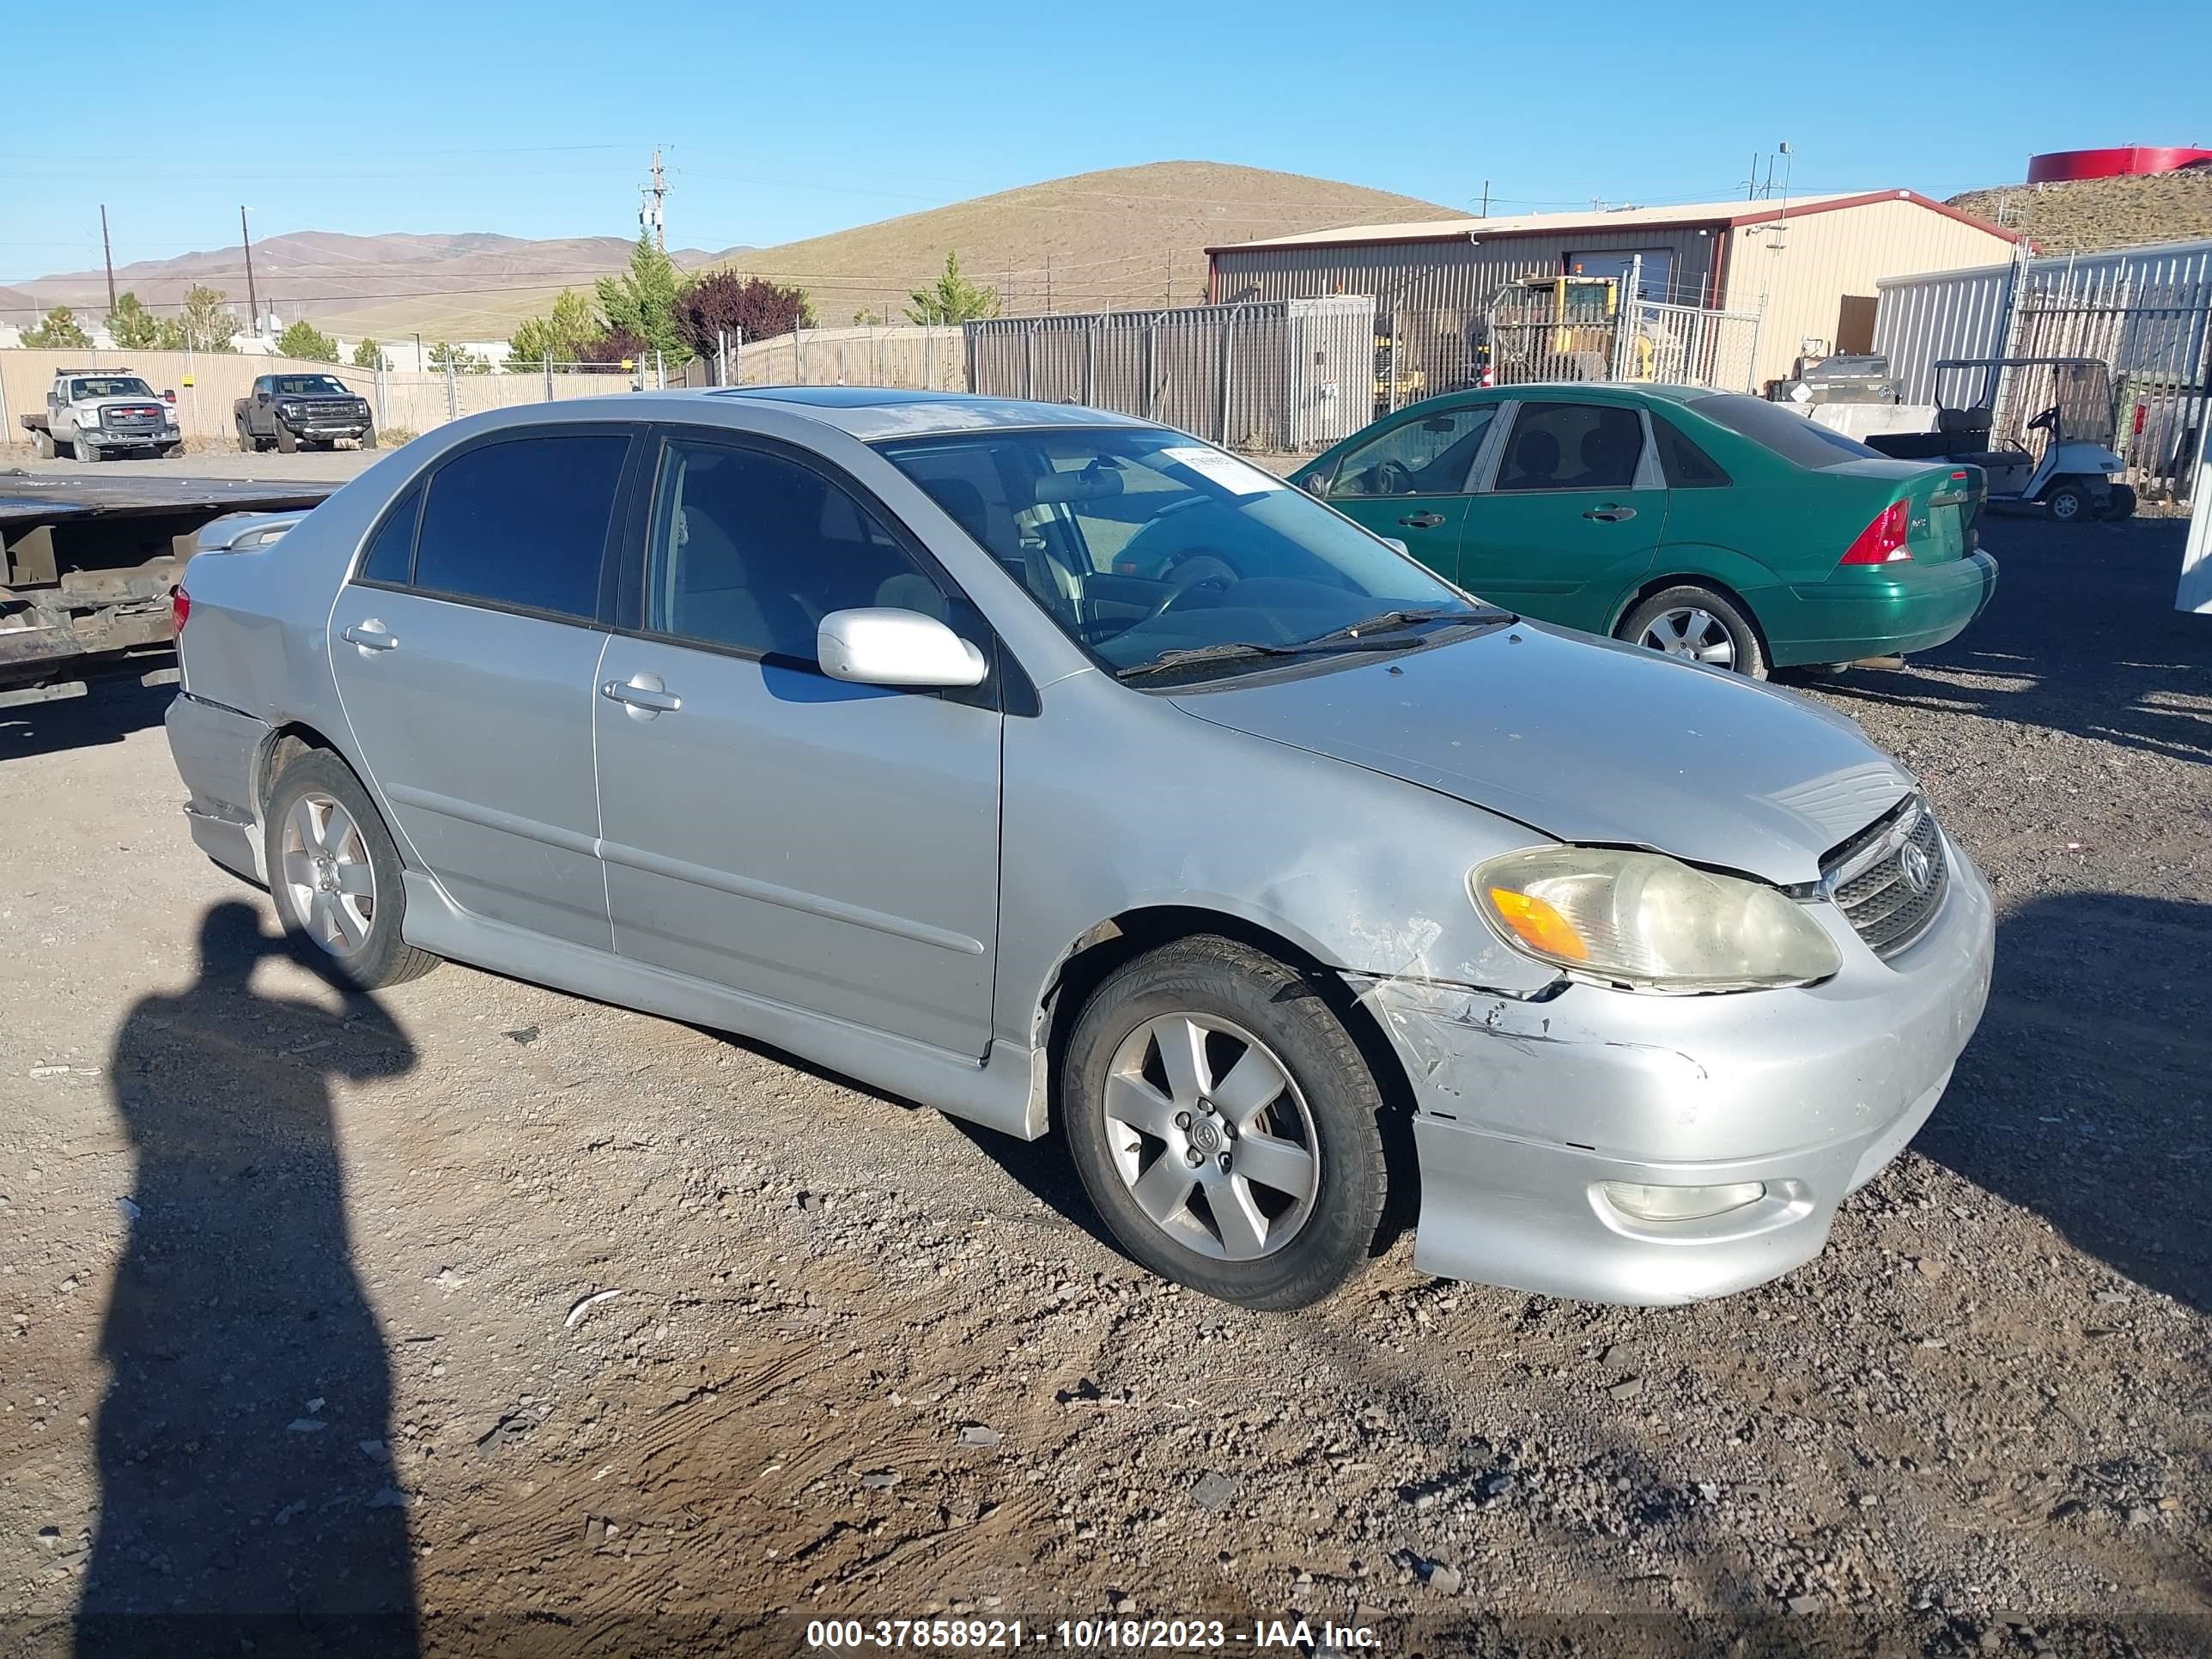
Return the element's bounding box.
[233,372,376,453]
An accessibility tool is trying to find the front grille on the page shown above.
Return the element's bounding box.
[106,406,162,428]
[299,400,362,421]
[1820,793,1949,958]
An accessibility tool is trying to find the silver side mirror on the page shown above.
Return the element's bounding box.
[817,607,988,689]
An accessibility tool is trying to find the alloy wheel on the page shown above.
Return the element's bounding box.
[1102,1013,1321,1262]
[1638,606,1737,668]
[279,790,377,958]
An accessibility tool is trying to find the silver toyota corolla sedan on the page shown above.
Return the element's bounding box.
[164,389,1993,1310]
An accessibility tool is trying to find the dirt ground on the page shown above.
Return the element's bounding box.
[1,507,2208,1659]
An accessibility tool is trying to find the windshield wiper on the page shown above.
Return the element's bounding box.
[1296,605,1514,647]
[1115,641,1309,679]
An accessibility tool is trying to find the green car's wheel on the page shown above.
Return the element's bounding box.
[1619,585,1767,679]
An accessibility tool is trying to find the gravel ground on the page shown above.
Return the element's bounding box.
[0,510,2206,1658]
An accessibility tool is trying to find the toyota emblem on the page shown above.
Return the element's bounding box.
[1898,842,1932,895]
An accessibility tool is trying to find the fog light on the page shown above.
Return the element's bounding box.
[1602,1181,1766,1222]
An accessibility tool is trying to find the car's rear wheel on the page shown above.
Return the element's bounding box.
[1618,585,1768,678]
[2099,483,2136,522]
[1061,936,1386,1310]
[262,748,440,990]
[33,428,54,459]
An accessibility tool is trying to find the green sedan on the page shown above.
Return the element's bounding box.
[1277,385,1998,678]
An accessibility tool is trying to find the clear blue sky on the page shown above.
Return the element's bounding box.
[4,0,2208,278]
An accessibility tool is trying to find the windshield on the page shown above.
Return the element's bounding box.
[73,377,155,399]
[273,374,350,397]
[1693,393,1887,469]
[877,426,1492,682]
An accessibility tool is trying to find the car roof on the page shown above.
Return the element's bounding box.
[708,386,1153,441]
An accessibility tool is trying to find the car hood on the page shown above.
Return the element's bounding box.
[1169,623,1912,884]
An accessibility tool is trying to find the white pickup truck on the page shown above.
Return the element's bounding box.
[20,368,184,461]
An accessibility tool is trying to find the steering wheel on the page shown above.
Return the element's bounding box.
[1141,553,1237,621]
[1370,458,1415,495]
[2028,404,2058,434]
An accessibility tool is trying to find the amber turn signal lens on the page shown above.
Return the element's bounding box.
[1486,887,1589,961]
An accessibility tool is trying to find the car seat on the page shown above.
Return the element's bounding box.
[1507,428,1562,488]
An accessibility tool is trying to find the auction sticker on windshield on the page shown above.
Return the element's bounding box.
[1159,446,1285,495]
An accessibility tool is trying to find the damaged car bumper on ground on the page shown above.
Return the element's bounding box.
[1359,836,1995,1305]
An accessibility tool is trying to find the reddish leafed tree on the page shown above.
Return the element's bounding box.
[675,271,817,356]
[574,325,652,367]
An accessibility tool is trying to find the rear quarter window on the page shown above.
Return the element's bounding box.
[1692,394,1886,471]
[358,484,422,585]
[1650,414,1731,488]
[411,434,628,620]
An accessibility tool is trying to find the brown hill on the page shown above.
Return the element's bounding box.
[0,232,719,341]
[5,162,1454,343]
[1949,168,2212,256]
[709,161,1459,324]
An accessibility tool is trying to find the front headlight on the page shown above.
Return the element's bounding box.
[1470,846,1841,993]
[81,408,104,428]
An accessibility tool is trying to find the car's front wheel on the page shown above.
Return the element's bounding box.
[1061,936,1387,1310]
[1618,584,1768,678]
[262,748,440,990]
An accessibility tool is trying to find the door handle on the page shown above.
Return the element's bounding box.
[343,623,398,652]
[1398,511,1448,529]
[601,676,681,715]
[1581,506,1638,522]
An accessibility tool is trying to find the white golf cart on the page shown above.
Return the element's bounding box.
[1866,356,2136,523]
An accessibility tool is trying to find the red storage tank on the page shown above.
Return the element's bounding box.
[2027,147,2212,183]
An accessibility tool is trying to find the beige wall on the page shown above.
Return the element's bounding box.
[3,329,975,448]
[1719,198,2017,386]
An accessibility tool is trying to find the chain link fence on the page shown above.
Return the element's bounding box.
[963,297,1375,452]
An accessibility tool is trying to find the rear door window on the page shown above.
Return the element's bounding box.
[412,434,628,620]
[1492,402,1646,492]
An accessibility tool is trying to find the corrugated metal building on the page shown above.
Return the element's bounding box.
[1207,191,2019,389]
[1875,238,2212,399]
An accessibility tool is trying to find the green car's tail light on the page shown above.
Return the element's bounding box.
[1840,499,1912,565]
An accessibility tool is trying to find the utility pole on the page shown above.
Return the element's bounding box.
[240,206,259,338]
[639,149,668,252]
[100,206,116,312]
[1045,253,1053,313]
[1480,180,1489,217]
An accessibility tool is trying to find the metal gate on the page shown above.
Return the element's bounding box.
[1474,264,1759,398]
[1998,276,2211,499]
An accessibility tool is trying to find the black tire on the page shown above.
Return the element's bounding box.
[236,422,256,453]
[1616,584,1769,679]
[75,437,103,463]
[1061,936,1387,1310]
[274,422,299,455]
[262,748,440,990]
[162,443,185,459]
[2099,483,2136,522]
[362,427,380,450]
[2045,482,2089,523]
[32,428,55,460]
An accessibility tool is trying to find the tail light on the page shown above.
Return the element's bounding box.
[1840,500,1912,565]
[171,586,191,632]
